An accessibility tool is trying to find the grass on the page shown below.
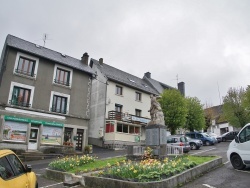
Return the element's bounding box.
[68,156,126,173]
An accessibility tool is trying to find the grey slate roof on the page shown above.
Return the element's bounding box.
[91,59,159,95]
[143,75,174,94]
[4,34,95,75]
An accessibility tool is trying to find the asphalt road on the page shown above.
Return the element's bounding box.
[26,142,250,188]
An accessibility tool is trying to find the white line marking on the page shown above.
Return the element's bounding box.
[203,184,216,188]
[191,148,216,155]
[39,182,63,188]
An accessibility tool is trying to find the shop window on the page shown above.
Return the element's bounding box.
[8,82,34,107]
[115,85,123,95]
[14,52,39,78]
[3,121,27,142]
[41,126,62,145]
[50,91,70,114]
[53,64,73,87]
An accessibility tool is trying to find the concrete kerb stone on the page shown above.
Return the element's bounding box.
[45,156,223,188]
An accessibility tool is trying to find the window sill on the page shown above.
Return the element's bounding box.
[53,82,71,89]
[14,73,36,80]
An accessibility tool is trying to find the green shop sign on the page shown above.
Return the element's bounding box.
[4,115,64,127]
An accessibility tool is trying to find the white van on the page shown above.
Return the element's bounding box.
[227,123,250,170]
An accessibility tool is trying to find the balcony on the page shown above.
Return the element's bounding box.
[108,111,150,125]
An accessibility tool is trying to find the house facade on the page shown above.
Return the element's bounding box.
[89,58,182,148]
[0,35,95,153]
[205,105,240,135]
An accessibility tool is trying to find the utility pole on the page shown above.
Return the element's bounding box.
[43,33,48,47]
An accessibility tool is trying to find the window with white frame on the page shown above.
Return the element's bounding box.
[13,52,39,78]
[8,82,34,107]
[135,92,141,101]
[135,109,141,117]
[115,85,123,95]
[50,91,70,114]
[53,64,73,87]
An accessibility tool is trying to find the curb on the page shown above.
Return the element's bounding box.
[45,156,222,188]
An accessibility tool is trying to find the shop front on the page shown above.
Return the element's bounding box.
[1,115,64,152]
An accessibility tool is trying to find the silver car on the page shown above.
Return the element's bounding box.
[166,135,191,153]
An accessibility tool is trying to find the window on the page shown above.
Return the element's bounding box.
[239,126,250,143]
[129,126,140,134]
[115,85,123,95]
[50,91,70,114]
[117,123,128,133]
[6,154,25,176]
[14,52,39,78]
[115,104,123,112]
[135,92,141,101]
[0,156,15,180]
[53,65,72,87]
[8,82,34,107]
[55,68,70,86]
[135,109,141,117]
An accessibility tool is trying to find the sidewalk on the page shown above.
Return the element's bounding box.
[25,145,127,166]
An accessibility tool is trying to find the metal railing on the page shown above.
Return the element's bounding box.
[15,69,35,77]
[9,100,31,107]
[108,111,150,125]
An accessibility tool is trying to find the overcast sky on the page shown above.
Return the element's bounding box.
[1,0,250,107]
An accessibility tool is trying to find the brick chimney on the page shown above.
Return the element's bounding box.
[81,52,89,65]
[144,72,151,78]
[99,58,103,65]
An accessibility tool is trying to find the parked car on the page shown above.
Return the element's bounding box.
[185,136,203,150]
[206,132,222,143]
[0,149,38,188]
[185,132,215,146]
[227,123,250,170]
[166,135,191,153]
[221,131,239,142]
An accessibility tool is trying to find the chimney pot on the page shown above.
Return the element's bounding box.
[99,58,103,65]
[144,72,151,78]
[81,52,89,65]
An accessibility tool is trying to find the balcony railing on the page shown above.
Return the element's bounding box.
[51,107,67,114]
[9,100,31,107]
[15,69,35,77]
[108,111,150,125]
[54,79,70,86]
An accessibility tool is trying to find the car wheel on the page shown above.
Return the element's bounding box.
[231,154,246,170]
[190,143,197,150]
[205,141,210,146]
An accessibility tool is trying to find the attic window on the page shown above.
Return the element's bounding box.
[61,54,66,57]
[142,84,148,87]
[128,78,135,83]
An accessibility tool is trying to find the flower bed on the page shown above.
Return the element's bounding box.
[98,156,197,182]
[48,155,97,171]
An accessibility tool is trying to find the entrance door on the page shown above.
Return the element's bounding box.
[75,131,83,151]
[28,128,39,150]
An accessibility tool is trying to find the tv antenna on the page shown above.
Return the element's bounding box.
[42,33,52,47]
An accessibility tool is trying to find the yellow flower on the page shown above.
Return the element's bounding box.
[117,169,120,172]
[133,170,137,173]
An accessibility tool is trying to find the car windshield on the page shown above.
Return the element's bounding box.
[180,136,188,142]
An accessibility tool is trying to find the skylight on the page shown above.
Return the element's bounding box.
[142,83,148,87]
[61,53,66,57]
[128,78,135,83]
[35,44,41,48]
